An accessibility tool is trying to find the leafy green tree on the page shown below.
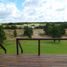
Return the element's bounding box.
[13,29,17,37]
[0,25,6,44]
[23,26,33,38]
[44,23,65,42]
[10,25,17,37]
[0,25,6,53]
[10,25,17,29]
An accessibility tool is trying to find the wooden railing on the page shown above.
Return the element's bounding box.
[0,44,6,54]
[16,37,67,56]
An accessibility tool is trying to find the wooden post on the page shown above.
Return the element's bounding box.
[16,39,19,55]
[0,44,6,54]
[38,40,40,56]
[18,41,23,53]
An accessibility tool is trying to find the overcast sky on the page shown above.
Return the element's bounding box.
[0,0,66,23]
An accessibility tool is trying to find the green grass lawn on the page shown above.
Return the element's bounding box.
[0,40,67,55]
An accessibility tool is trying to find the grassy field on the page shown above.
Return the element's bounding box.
[0,39,67,55]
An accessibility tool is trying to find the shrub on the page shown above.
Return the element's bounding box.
[0,25,6,44]
[13,29,17,37]
[0,25,6,53]
[43,23,65,42]
[10,25,17,37]
[23,26,33,38]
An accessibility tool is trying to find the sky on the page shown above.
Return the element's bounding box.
[0,0,66,23]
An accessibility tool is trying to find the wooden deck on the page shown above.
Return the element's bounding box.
[0,54,67,67]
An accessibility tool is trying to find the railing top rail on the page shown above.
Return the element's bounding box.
[16,37,67,40]
[16,37,67,55]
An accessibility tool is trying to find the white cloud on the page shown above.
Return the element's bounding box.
[0,2,21,22]
[0,0,66,22]
[21,0,66,22]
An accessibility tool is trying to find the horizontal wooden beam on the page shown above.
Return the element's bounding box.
[16,37,67,40]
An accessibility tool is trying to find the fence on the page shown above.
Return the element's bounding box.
[16,37,67,56]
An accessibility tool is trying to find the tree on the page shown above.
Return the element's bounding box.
[0,25,6,53]
[23,26,33,38]
[43,23,65,42]
[13,29,17,37]
[10,25,17,37]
